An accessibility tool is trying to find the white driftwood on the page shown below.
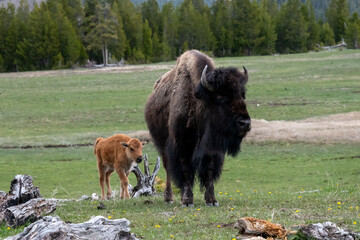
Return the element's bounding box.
[3,198,57,227]
[130,154,160,197]
[0,175,41,213]
[5,216,138,240]
[300,222,359,240]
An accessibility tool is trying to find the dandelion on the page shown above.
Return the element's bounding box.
[236,190,240,193]
[230,198,233,200]
[123,211,126,213]
[219,192,223,194]
[108,216,112,219]
[296,210,300,213]
[356,206,359,210]
[298,196,302,199]
[253,190,257,193]
[143,225,146,228]
[231,208,234,211]
[7,227,11,230]
[169,218,172,221]
[353,222,357,225]
[240,193,244,196]
[268,192,272,194]
[217,225,221,228]
[197,208,201,211]
[170,235,174,238]
[225,193,228,195]
[155,225,161,228]
[180,220,184,223]
[350,207,353,210]
[337,202,341,205]
[194,214,197,217]
[328,208,332,211]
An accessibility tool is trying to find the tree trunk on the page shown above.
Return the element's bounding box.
[3,198,57,227]
[5,216,138,240]
[129,154,160,198]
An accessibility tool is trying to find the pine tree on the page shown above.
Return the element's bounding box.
[85,3,119,66]
[301,0,320,50]
[231,0,261,56]
[320,21,335,46]
[345,12,360,49]
[275,0,308,53]
[142,19,153,62]
[256,0,277,55]
[160,2,178,59]
[326,0,350,43]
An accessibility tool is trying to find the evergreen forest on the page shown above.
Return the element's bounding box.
[0,0,359,72]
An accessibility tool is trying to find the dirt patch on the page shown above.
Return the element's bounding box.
[246,112,360,144]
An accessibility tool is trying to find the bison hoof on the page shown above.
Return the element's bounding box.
[206,202,219,207]
[182,203,194,208]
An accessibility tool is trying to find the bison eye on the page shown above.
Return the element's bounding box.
[216,95,229,104]
[130,148,134,152]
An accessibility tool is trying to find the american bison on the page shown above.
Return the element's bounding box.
[145,50,251,206]
[94,134,143,199]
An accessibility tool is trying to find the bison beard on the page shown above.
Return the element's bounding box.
[145,50,251,206]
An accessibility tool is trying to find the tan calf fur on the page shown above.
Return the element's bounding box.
[94,134,143,199]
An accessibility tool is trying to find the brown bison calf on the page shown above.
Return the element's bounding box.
[94,134,143,200]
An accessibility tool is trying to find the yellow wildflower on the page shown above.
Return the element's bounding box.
[155,225,161,228]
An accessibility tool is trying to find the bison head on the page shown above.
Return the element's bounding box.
[194,65,251,156]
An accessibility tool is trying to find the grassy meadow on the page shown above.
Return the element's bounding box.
[0,50,360,239]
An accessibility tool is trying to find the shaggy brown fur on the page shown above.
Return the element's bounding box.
[145,50,250,206]
[94,134,143,199]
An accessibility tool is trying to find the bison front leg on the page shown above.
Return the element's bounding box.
[199,154,223,207]
[162,155,174,204]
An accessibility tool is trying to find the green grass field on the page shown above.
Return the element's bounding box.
[0,50,359,239]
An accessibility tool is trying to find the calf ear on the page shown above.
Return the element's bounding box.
[121,142,129,147]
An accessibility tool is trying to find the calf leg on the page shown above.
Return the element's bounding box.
[105,170,114,199]
[97,162,106,200]
[116,168,130,199]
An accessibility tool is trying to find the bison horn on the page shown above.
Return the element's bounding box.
[243,66,248,81]
[243,66,248,75]
[200,65,213,91]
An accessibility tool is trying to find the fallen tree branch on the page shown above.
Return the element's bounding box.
[5,216,138,240]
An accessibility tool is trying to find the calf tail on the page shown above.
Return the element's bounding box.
[94,137,103,155]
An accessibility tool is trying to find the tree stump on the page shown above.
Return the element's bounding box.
[129,154,160,197]
[3,198,57,227]
[5,216,138,240]
[0,175,41,213]
[299,222,359,240]
[0,175,56,227]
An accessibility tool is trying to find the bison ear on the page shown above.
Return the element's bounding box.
[141,141,147,146]
[194,82,211,101]
[121,142,129,147]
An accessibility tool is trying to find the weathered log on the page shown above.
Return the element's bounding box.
[299,222,359,240]
[3,198,57,227]
[129,154,160,197]
[0,175,41,213]
[5,215,138,240]
[234,217,296,240]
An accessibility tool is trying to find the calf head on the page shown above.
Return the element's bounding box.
[121,138,144,164]
[194,65,251,156]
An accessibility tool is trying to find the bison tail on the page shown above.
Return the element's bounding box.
[94,137,103,155]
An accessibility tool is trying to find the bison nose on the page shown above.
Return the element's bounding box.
[237,117,251,132]
[136,156,142,164]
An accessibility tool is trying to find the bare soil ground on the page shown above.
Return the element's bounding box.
[131,112,360,144]
[247,112,360,144]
